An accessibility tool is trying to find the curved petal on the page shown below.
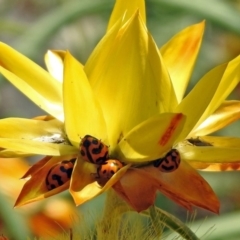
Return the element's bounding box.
[113,168,157,212]
[0,118,64,140]
[192,55,240,133]
[180,145,240,164]
[117,113,185,162]
[0,150,36,158]
[22,156,52,178]
[107,0,146,31]
[86,12,176,148]
[63,52,108,147]
[0,43,63,120]
[195,136,240,148]
[175,62,227,141]
[44,50,66,83]
[0,118,75,156]
[70,159,96,193]
[160,21,205,103]
[192,100,240,136]
[132,161,219,213]
[70,159,130,206]
[15,156,74,207]
[0,138,77,156]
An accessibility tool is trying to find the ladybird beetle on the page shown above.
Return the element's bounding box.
[153,149,180,172]
[79,135,109,164]
[96,159,123,186]
[46,159,76,190]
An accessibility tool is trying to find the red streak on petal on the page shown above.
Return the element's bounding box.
[159,113,183,146]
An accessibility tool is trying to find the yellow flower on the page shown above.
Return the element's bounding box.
[0,0,239,214]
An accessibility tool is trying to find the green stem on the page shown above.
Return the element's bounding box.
[97,190,129,240]
[153,207,200,240]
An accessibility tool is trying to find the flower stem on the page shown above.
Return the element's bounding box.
[97,190,129,240]
[153,206,200,240]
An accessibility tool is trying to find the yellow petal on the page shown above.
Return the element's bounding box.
[70,159,99,205]
[117,113,185,162]
[0,118,64,140]
[184,135,240,173]
[0,138,77,156]
[192,100,240,136]
[175,62,227,141]
[0,118,73,156]
[70,160,130,206]
[63,52,108,147]
[44,50,66,82]
[15,156,74,207]
[0,43,63,120]
[180,145,240,164]
[196,136,240,148]
[86,12,176,148]
[107,0,146,31]
[70,159,95,193]
[148,33,178,112]
[0,150,35,158]
[135,161,219,213]
[160,21,205,103]
[192,55,240,133]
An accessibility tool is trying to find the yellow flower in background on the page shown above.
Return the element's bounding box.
[0,0,239,215]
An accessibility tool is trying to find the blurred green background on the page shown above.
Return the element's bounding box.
[0,0,240,239]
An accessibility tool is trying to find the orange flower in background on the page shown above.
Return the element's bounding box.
[0,235,8,240]
[0,0,239,217]
[0,158,76,238]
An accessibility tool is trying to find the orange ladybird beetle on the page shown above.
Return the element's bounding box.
[46,159,76,190]
[79,135,109,164]
[153,149,180,172]
[96,159,123,186]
